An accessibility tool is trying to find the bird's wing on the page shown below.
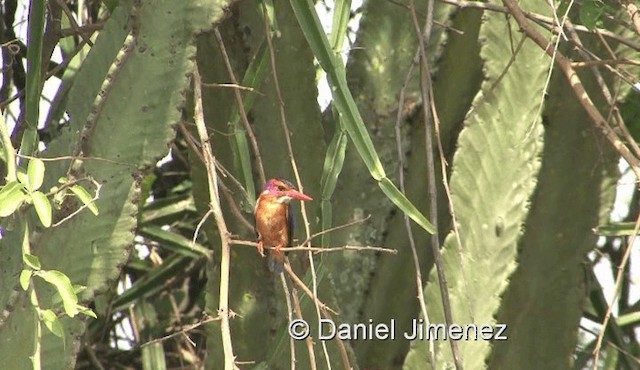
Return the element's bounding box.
[287,202,294,246]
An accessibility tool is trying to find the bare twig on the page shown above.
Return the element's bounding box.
[140,315,220,347]
[201,82,263,94]
[192,65,237,370]
[54,0,94,46]
[280,276,298,370]
[291,287,316,370]
[297,215,371,246]
[393,14,435,368]
[51,180,102,227]
[501,0,640,181]
[231,240,397,254]
[283,262,337,316]
[571,59,640,68]
[438,0,640,51]
[284,262,351,369]
[592,212,640,368]
[212,28,266,185]
[409,2,462,368]
[260,2,328,368]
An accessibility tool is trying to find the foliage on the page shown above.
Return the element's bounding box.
[0,0,639,369]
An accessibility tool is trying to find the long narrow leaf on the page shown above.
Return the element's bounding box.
[329,0,352,52]
[228,41,270,205]
[290,0,436,234]
[21,0,47,157]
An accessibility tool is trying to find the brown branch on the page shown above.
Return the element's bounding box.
[592,212,640,368]
[201,82,263,94]
[192,65,237,370]
[438,0,640,51]
[230,239,398,254]
[54,0,94,47]
[393,19,437,369]
[212,28,266,185]
[284,263,351,369]
[409,2,463,368]
[260,2,330,367]
[291,287,317,370]
[140,315,220,348]
[571,59,640,68]
[284,262,338,315]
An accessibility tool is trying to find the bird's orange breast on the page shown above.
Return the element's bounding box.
[255,197,290,247]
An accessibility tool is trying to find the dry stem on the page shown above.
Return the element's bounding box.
[192,65,237,370]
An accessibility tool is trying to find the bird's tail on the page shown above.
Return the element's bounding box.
[268,250,285,274]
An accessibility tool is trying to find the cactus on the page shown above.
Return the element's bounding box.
[0,0,230,368]
[1,0,637,368]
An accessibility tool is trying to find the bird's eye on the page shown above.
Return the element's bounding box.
[277,185,286,191]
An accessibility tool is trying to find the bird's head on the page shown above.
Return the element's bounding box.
[259,178,313,204]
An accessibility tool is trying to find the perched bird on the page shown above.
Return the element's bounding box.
[255,178,312,273]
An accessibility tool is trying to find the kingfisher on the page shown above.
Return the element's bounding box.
[255,178,312,273]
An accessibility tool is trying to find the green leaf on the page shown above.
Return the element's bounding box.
[35,270,79,318]
[16,171,29,186]
[19,0,46,157]
[31,191,52,227]
[618,310,640,327]
[77,305,97,319]
[139,226,211,259]
[27,158,45,192]
[228,40,270,206]
[40,309,65,339]
[23,253,41,270]
[594,222,636,236]
[378,178,436,234]
[320,128,347,199]
[19,269,33,290]
[0,181,26,217]
[405,0,549,366]
[579,0,606,29]
[329,0,351,52]
[69,185,99,215]
[289,0,385,180]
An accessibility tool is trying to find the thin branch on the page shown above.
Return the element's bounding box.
[192,65,237,370]
[409,2,462,368]
[297,215,371,246]
[280,276,298,370]
[393,13,435,369]
[140,315,220,347]
[212,28,266,185]
[291,287,316,370]
[54,0,94,47]
[230,240,398,254]
[51,181,102,227]
[438,0,640,51]
[260,2,328,368]
[284,262,338,315]
[284,262,351,369]
[201,82,263,94]
[192,208,213,255]
[501,0,640,181]
[592,212,640,368]
[571,59,640,68]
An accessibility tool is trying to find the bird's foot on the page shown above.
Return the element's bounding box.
[274,245,282,254]
[257,241,265,257]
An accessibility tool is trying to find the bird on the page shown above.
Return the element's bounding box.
[254,178,312,274]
